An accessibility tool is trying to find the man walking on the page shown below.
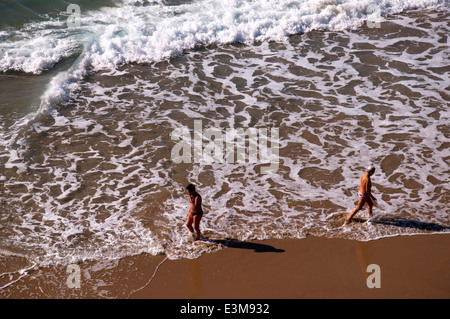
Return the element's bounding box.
[345,165,377,224]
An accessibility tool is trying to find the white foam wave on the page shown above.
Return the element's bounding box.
[0,36,79,74]
[1,0,446,127]
[84,0,447,70]
[1,0,446,74]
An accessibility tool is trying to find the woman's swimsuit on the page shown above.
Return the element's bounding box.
[190,210,203,217]
[358,191,368,199]
[189,193,203,216]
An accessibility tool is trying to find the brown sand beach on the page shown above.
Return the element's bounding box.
[1,233,449,299]
[131,234,450,299]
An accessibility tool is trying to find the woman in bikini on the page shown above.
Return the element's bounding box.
[345,165,377,224]
[185,183,203,240]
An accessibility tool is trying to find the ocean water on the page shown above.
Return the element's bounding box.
[0,0,449,292]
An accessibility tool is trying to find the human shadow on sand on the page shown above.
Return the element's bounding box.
[372,217,450,232]
[204,238,285,253]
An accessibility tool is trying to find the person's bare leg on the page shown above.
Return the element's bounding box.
[186,214,195,236]
[367,198,373,220]
[193,215,202,240]
[346,198,365,223]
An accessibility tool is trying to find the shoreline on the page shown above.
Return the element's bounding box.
[1,233,449,299]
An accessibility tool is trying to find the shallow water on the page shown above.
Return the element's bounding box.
[0,0,449,293]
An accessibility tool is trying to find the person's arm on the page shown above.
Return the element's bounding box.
[194,195,202,213]
[366,178,376,201]
[188,194,194,213]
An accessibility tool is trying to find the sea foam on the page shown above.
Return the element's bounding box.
[1,0,447,74]
[0,0,448,268]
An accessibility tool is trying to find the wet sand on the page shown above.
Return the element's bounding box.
[131,234,450,299]
[6,233,448,299]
